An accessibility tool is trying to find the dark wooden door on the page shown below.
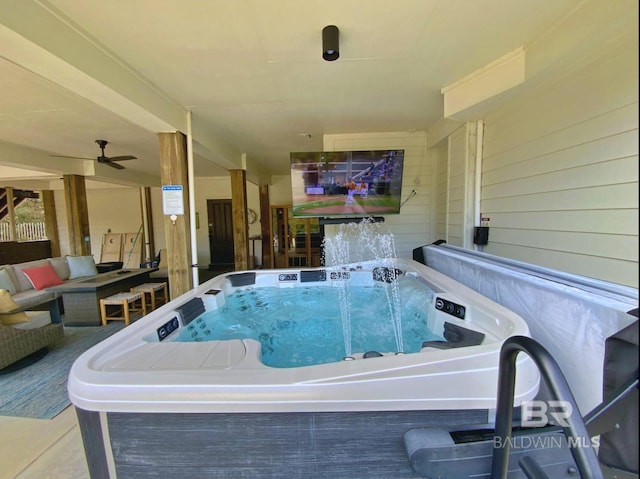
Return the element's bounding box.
[207,199,234,268]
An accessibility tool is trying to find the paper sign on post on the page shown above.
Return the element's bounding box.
[162,185,184,215]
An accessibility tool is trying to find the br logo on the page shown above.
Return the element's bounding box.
[521,400,573,427]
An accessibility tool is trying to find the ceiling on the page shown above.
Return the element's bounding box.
[0,0,628,188]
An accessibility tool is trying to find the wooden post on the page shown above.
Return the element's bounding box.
[42,190,61,257]
[259,184,271,269]
[158,132,192,299]
[230,170,249,271]
[63,175,91,256]
[5,187,17,242]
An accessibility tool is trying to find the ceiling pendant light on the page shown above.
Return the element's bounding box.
[322,25,340,61]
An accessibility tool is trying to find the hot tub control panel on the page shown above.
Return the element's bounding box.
[435,297,466,320]
[278,273,298,282]
[157,316,180,341]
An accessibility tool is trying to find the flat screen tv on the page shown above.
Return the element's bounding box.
[290,149,404,217]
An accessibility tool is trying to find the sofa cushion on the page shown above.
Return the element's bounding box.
[67,255,98,279]
[10,311,52,330]
[10,288,57,310]
[48,257,71,281]
[0,289,29,325]
[0,265,20,292]
[11,260,49,292]
[0,268,17,295]
[22,263,64,290]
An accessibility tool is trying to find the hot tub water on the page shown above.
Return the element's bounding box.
[176,275,442,368]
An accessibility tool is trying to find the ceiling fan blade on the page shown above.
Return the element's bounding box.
[101,160,126,170]
[49,154,94,160]
[51,142,134,171]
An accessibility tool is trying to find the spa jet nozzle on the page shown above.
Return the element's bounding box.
[363,351,383,359]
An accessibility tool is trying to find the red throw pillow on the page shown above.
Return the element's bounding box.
[22,263,64,290]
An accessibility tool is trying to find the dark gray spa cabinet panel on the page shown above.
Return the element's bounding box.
[77,408,487,478]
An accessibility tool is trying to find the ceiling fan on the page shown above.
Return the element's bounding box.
[50,139,137,170]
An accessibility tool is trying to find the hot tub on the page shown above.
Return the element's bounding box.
[69,258,539,478]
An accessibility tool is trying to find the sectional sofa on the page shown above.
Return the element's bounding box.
[1,256,102,312]
[0,255,100,371]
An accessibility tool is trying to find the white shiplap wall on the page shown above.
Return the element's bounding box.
[481,35,638,287]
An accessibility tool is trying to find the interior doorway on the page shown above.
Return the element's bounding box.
[207,199,234,269]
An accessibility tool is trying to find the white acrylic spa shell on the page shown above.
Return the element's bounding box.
[68,259,539,414]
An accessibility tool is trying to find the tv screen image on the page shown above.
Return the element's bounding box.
[290,149,404,217]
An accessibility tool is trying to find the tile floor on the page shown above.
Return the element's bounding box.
[0,406,88,479]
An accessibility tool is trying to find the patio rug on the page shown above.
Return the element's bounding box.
[0,322,124,420]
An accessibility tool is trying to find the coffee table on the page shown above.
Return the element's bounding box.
[48,269,158,326]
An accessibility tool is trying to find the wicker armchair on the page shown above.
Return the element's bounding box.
[0,322,64,371]
[0,311,64,371]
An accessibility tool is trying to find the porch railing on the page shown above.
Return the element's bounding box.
[0,221,47,242]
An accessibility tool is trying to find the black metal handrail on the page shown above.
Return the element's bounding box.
[490,335,603,479]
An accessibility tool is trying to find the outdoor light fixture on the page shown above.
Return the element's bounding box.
[322,25,339,61]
